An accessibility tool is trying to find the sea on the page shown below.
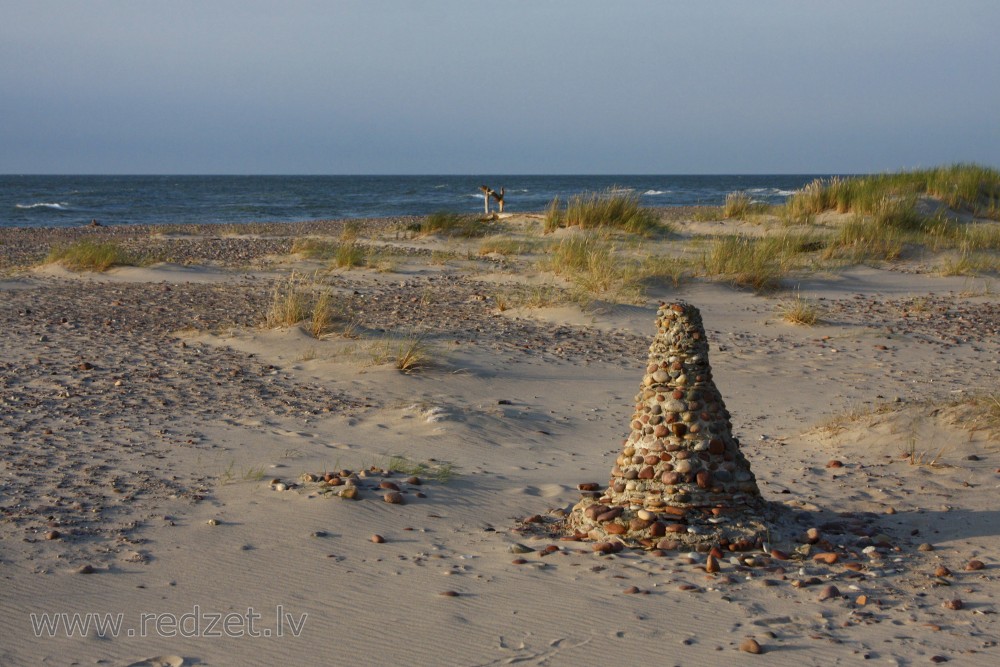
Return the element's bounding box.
[0,174,833,230]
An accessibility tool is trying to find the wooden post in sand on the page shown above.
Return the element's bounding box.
[491,186,505,213]
[479,185,493,215]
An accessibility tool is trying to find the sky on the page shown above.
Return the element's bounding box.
[1,0,998,175]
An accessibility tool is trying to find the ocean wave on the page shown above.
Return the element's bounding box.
[642,190,669,196]
[776,189,798,196]
[16,202,69,210]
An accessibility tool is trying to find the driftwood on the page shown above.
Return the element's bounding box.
[479,185,505,214]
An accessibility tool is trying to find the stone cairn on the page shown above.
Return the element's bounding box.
[568,301,770,551]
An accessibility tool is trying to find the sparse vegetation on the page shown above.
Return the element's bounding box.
[265,273,313,327]
[778,293,822,325]
[699,235,786,292]
[368,332,435,373]
[265,272,354,338]
[540,233,644,304]
[291,237,339,260]
[332,242,366,268]
[543,189,661,235]
[477,236,538,256]
[723,192,771,220]
[386,455,457,483]
[494,283,564,311]
[46,240,138,272]
[419,211,489,238]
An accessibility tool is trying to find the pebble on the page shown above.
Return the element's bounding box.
[918,543,935,552]
[509,543,535,554]
[966,559,985,571]
[75,564,96,574]
[935,565,952,577]
[705,554,720,573]
[739,638,763,654]
[942,599,963,610]
[439,590,460,597]
[818,585,840,601]
[623,586,641,595]
[383,491,404,504]
[45,530,61,540]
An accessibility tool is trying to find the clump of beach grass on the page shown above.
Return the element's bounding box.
[539,232,645,304]
[778,293,822,325]
[543,189,661,236]
[332,242,366,268]
[699,235,786,292]
[821,197,925,262]
[723,192,771,221]
[265,272,351,338]
[291,237,339,260]
[265,273,314,328]
[367,332,435,373]
[47,240,136,272]
[292,237,369,269]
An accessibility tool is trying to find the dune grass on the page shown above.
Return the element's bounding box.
[537,233,647,304]
[786,164,1000,219]
[778,293,822,325]
[477,236,539,256]
[367,332,435,373]
[265,272,354,338]
[419,211,489,238]
[698,230,825,292]
[543,189,661,235]
[46,240,137,272]
[723,192,772,220]
[291,237,368,269]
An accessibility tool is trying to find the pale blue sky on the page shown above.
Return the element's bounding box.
[2,0,997,174]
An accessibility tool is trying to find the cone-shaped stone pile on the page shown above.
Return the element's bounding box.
[569,301,769,550]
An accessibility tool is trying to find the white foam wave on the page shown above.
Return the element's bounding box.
[642,190,669,196]
[776,189,797,196]
[16,202,69,210]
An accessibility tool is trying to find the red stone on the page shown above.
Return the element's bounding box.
[605,522,627,535]
[666,523,687,533]
[597,507,623,522]
[629,518,653,531]
[708,439,725,455]
[696,470,712,489]
[638,466,655,480]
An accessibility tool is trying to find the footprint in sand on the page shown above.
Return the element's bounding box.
[508,484,573,498]
[127,657,185,667]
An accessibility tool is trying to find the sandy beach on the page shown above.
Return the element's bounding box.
[1,208,998,666]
